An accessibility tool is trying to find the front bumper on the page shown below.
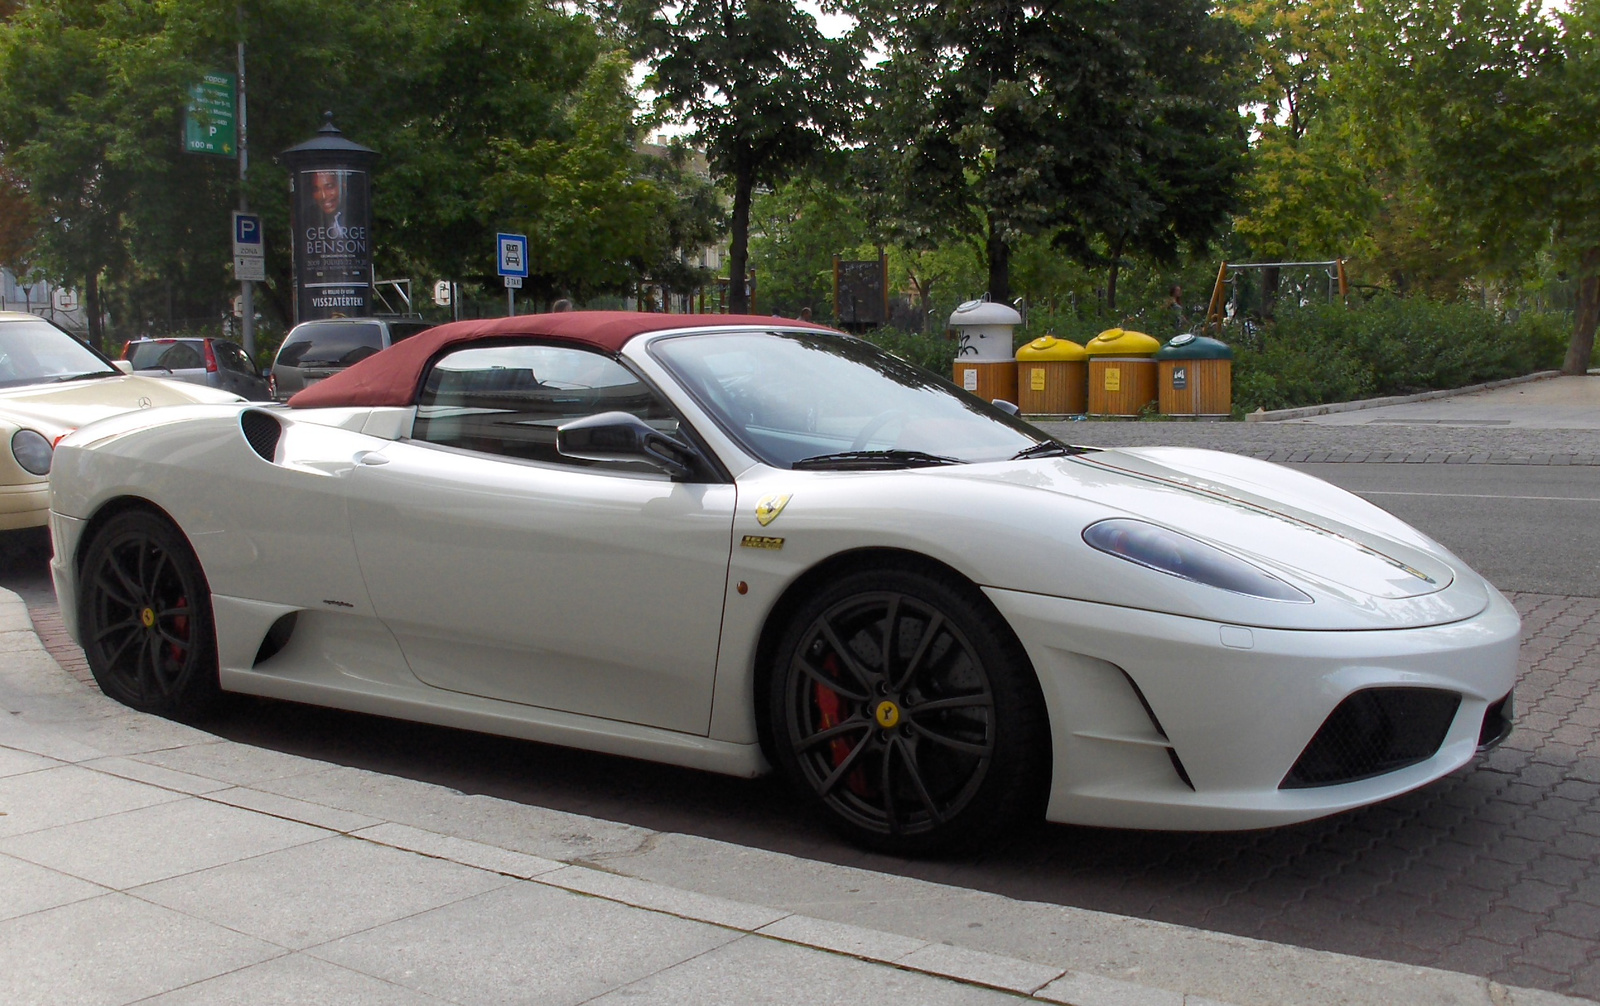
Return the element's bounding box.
[986,586,1521,831]
[48,510,86,642]
[0,482,49,530]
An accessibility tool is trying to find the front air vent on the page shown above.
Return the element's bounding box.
[1479,691,1514,750]
[240,409,282,462]
[1281,687,1460,789]
[1120,669,1195,791]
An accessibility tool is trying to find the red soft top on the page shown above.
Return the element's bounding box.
[286,311,833,409]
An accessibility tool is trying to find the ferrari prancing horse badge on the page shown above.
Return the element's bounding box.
[755,493,792,527]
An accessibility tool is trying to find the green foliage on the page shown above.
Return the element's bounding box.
[1231,298,1568,412]
[0,0,713,338]
[616,0,860,313]
[747,175,868,319]
[1359,0,1600,371]
[859,328,960,374]
[866,0,1249,305]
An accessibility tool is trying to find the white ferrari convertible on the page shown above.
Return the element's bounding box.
[48,313,1518,852]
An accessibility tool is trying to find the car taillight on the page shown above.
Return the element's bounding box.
[120,342,132,359]
[203,340,218,373]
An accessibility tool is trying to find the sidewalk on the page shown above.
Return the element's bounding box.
[1037,374,1600,464]
[0,587,1588,1006]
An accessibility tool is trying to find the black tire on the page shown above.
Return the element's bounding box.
[78,510,219,720]
[766,565,1049,854]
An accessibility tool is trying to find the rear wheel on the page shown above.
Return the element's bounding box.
[78,510,219,720]
[767,566,1048,853]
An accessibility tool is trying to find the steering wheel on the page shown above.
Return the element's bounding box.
[851,409,909,450]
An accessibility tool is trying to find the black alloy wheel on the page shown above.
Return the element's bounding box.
[79,510,219,720]
[768,566,1048,853]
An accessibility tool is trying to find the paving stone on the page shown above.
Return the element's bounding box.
[133,834,511,949]
[0,851,108,922]
[0,795,327,889]
[589,934,1025,1005]
[0,892,281,1005]
[0,745,61,779]
[311,881,739,1006]
[1513,932,1598,975]
[140,953,454,1004]
[0,763,185,839]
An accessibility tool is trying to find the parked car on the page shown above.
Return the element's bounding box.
[0,311,243,531]
[49,312,1517,853]
[269,317,433,401]
[121,337,270,401]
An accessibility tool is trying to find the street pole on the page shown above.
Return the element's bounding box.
[508,286,515,317]
[236,21,254,357]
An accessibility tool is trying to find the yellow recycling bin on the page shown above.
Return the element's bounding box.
[1085,328,1160,417]
[1015,335,1088,415]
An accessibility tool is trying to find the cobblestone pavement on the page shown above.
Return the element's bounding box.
[18,585,1600,1001]
[1035,419,1600,465]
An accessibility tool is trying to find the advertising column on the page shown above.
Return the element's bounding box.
[281,113,377,322]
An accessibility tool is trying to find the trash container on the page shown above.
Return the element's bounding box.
[1015,335,1087,415]
[949,300,1021,406]
[1084,328,1160,417]
[1156,333,1233,418]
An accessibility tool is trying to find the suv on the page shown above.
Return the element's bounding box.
[269,317,434,402]
[121,337,270,400]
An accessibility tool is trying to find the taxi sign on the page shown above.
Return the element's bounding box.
[497,233,529,278]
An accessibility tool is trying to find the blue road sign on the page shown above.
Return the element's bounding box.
[497,233,529,278]
[234,213,262,247]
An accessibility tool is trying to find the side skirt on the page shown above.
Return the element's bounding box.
[217,665,770,779]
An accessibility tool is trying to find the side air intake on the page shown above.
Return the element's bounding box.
[240,410,282,462]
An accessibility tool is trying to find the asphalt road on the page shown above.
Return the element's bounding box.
[3,462,1598,998]
[1293,463,1600,598]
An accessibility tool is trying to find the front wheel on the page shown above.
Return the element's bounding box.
[78,510,219,720]
[767,566,1049,853]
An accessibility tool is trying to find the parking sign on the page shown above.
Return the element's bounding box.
[497,233,529,278]
[232,211,265,282]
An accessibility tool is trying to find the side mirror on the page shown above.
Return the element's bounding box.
[556,411,696,479]
[991,399,1021,416]
[113,360,134,375]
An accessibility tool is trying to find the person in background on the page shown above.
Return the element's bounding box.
[1166,284,1185,334]
[551,298,573,313]
[799,306,813,322]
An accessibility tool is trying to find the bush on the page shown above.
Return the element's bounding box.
[1231,298,1568,414]
[861,328,962,374]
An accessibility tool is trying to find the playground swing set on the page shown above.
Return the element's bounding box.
[1201,259,1349,339]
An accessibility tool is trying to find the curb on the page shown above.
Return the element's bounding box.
[1244,371,1563,423]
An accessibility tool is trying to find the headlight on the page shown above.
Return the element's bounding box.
[1083,518,1311,603]
[11,429,53,476]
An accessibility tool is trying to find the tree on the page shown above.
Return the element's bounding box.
[1368,0,1600,373]
[867,0,1247,308]
[484,51,721,303]
[0,0,671,335]
[616,0,860,312]
[0,162,34,273]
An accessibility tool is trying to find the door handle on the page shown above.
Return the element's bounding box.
[353,451,390,466]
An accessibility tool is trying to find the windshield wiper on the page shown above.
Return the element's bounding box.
[791,449,964,470]
[1010,440,1080,460]
[52,371,118,383]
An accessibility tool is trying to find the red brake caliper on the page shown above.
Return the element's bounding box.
[166,596,189,663]
[814,654,870,796]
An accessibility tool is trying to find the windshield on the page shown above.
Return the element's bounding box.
[651,330,1048,468]
[0,318,119,390]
